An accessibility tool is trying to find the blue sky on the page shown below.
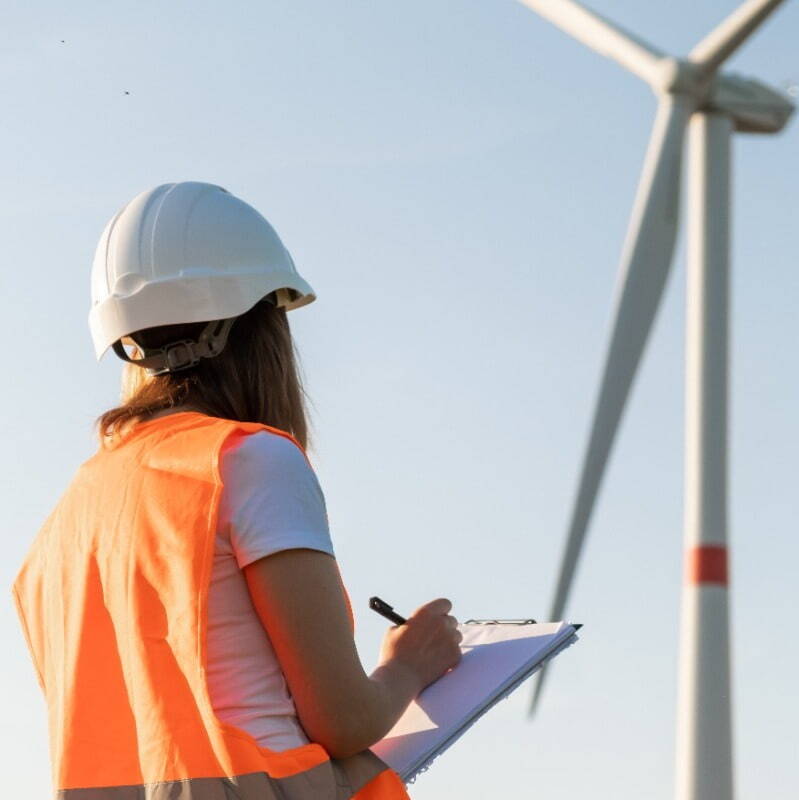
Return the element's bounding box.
[2,2,797,798]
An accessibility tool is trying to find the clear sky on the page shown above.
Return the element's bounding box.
[2,1,797,798]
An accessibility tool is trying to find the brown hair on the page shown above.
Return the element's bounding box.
[97,301,312,449]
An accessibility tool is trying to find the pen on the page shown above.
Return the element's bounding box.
[369,596,407,625]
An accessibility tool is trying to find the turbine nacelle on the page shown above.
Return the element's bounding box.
[648,58,794,135]
[707,74,795,133]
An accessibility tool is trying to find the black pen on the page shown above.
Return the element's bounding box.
[369,596,407,625]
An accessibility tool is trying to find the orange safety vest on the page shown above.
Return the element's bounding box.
[12,412,410,799]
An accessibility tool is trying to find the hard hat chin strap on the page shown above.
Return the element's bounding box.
[112,318,236,376]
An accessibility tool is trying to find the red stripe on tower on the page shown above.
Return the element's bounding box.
[686,545,728,586]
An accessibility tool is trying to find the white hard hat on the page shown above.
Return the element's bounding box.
[89,181,315,363]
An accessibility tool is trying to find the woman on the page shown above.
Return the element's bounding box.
[12,182,462,799]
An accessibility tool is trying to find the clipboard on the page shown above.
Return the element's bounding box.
[369,619,580,783]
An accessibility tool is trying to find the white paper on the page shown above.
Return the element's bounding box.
[370,621,578,782]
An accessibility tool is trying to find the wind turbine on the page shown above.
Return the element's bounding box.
[517,1,795,799]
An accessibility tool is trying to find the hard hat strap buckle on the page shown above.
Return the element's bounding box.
[162,340,202,373]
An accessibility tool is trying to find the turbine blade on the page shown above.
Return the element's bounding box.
[689,0,788,76]
[528,665,549,717]
[517,0,664,85]
[529,96,692,716]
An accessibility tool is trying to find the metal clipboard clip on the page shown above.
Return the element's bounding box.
[462,618,537,625]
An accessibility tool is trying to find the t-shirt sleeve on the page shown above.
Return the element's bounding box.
[218,431,334,569]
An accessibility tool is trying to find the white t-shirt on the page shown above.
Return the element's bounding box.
[206,430,334,752]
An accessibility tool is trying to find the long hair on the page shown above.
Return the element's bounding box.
[97,300,312,449]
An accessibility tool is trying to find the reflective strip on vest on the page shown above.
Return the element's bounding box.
[12,412,409,800]
[56,753,401,799]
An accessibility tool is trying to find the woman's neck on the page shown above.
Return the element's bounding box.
[146,406,198,421]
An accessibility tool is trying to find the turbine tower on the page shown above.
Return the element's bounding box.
[517,1,795,799]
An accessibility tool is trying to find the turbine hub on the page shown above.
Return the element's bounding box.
[651,57,709,100]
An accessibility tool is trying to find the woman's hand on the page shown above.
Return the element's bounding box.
[243,550,460,758]
[375,598,462,694]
